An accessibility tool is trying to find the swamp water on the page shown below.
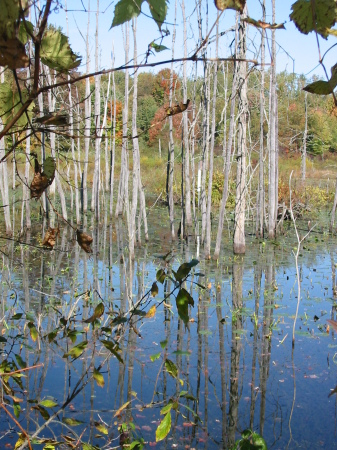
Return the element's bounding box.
[1,211,337,449]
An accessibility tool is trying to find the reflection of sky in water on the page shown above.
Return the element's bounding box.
[2,230,337,448]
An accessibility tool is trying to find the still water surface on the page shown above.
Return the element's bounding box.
[1,217,337,449]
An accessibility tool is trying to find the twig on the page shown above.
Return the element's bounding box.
[0,403,33,450]
[0,363,43,377]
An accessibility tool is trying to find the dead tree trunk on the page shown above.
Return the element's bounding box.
[256,0,266,238]
[214,13,239,259]
[167,0,177,238]
[302,92,308,181]
[116,23,130,217]
[182,0,192,228]
[205,19,219,258]
[92,0,101,220]
[233,8,248,255]
[83,1,91,214]
[268,0,278,238]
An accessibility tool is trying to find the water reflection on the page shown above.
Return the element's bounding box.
[0,219,337,448]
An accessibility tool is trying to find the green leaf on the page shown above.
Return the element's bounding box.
[93,368,105,388]
[84,302,105,323]
[303,65,337,95]
[63,340,88,359]
[176,288,194,324]
[47,329,59,343]
[214,0,246,13]
[42,157,56,181]
[100,340,124,363]
[32,405,50,421]
[10,313,23,320]
[290,0,337,38]
[160,340,168,349]
[39,399,58,408]
[13,402,21,418]
[165,359,178,379]
[156,268,166,284]
[156,411,171,441]
[174,259,199,282]
[111,0,143,28]
[15,354,26,369]
[150,352,161,362]
[18,20,34,45]
[147,0,168,29]
[40,28,81,71]
[82,444,100,450]
[28,322,38,342]
[0,82,32,128]
[62,417,84,426]
[94,421,109,435]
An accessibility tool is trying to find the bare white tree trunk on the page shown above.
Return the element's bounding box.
[214,13,239,259]
[167,0,177,238]
[233,8,248,254]
[116,23,130,217]
[256,0,266,238]
[83,0,91,214]
[45,66,67,222]
[92,0,101,220]
[182,0,192,228]
[0,116,12,235]
[302,92,308,181]
[65,3,80,224]
[129,18,139,259]
[109,47,116,218]
[268,0,277,238]
[205,19,219,258]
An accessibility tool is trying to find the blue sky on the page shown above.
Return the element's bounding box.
[50,0,337,80]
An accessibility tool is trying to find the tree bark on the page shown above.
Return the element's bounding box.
[233,8,248,255]
[182,0,192,228]
[256,0,266,238]
[83,0,91,214]
[268,0,278,238]
[205,19,219,258]
[214,14,239,259]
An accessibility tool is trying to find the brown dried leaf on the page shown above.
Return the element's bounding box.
[0,38,29,69]
[76,230,93,253]
[214,0,246,13]
[42,227,60,249]
[166,99,190,117]
[30,155,56,199]
[243,17,285,29]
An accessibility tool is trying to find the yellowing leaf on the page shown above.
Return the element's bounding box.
[214,0,246,13]
[145,305,156,318]
[84,302,104,323]
[93,368,105,388]
[62,417,84,426]
[156,411,171,442]
[243,17,285,29]
[39,399,58,408]
[150,282,159,297]
[113,400,131,418]
[28,322,38,342]
[94,421,109,435]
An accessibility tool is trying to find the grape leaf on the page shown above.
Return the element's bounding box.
[290,0,337,39]
[147,0,168,30]
[303,63,337,94]
[0,82,33,128]
[76,230,93,253]
[111,0,143,27]
[176,288,194,324]
[93,368,105,388]
[41,28,81,72]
